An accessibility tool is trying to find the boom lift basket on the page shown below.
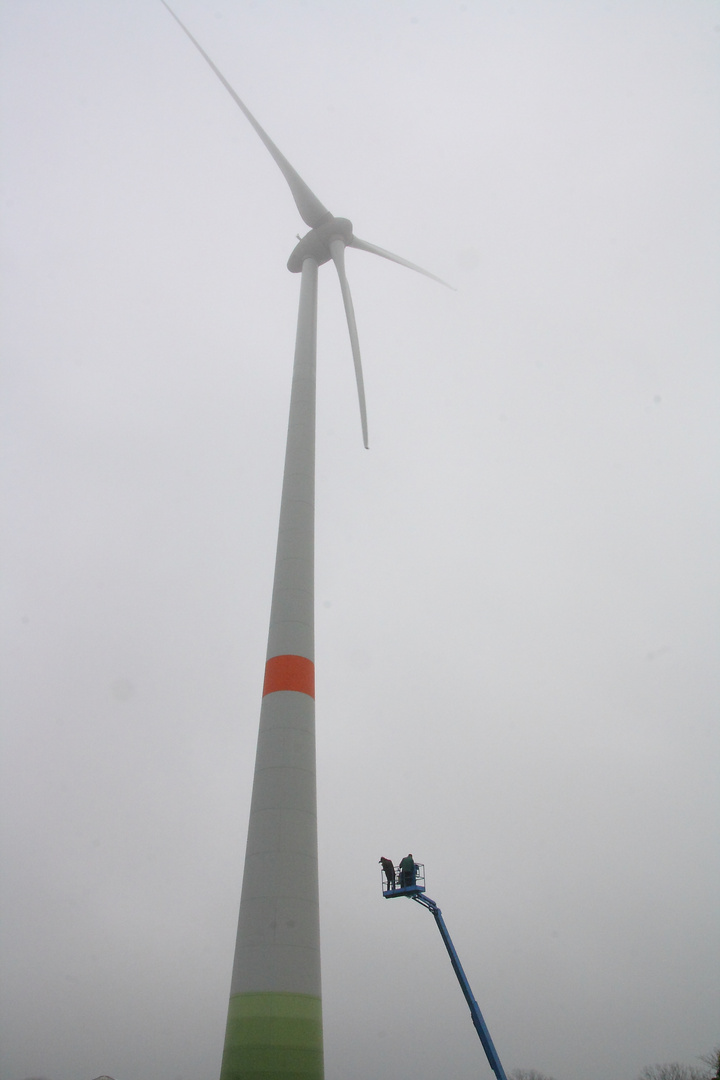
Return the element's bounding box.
[381,861,425,897]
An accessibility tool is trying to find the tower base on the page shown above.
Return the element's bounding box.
[219,991,323,1080]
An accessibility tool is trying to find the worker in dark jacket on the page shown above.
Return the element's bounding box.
[379,857,395,890]
[399,853,416,888]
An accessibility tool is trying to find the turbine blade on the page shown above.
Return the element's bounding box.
[350,236,455,290]
[160,1,331,229]
[330,239,369,449]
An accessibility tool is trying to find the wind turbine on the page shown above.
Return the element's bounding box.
[161,5,450,1079]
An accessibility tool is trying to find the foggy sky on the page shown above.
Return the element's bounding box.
[1,2,718,1080]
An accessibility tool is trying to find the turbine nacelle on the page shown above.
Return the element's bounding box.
[287,217,353,272]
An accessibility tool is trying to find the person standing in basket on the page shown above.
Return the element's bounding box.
[379,856,396,890]
[399,853,416,888]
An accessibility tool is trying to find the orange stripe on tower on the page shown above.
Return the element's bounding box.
[263,654,315,699]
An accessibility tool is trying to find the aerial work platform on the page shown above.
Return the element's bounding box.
[380,859,509,1080]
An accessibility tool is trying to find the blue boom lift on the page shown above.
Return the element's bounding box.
[382,860,509,1080]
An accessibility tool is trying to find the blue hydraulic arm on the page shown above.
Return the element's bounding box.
[411,891,509,1080]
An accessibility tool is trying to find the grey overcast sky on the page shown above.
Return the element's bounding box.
[1,2,718,1079]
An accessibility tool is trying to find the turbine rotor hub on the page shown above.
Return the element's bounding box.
[287,216,353,272]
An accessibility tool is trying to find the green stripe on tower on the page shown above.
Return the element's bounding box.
[219,992,323,1080]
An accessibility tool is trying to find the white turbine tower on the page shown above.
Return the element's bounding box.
[162,6,450,1079]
